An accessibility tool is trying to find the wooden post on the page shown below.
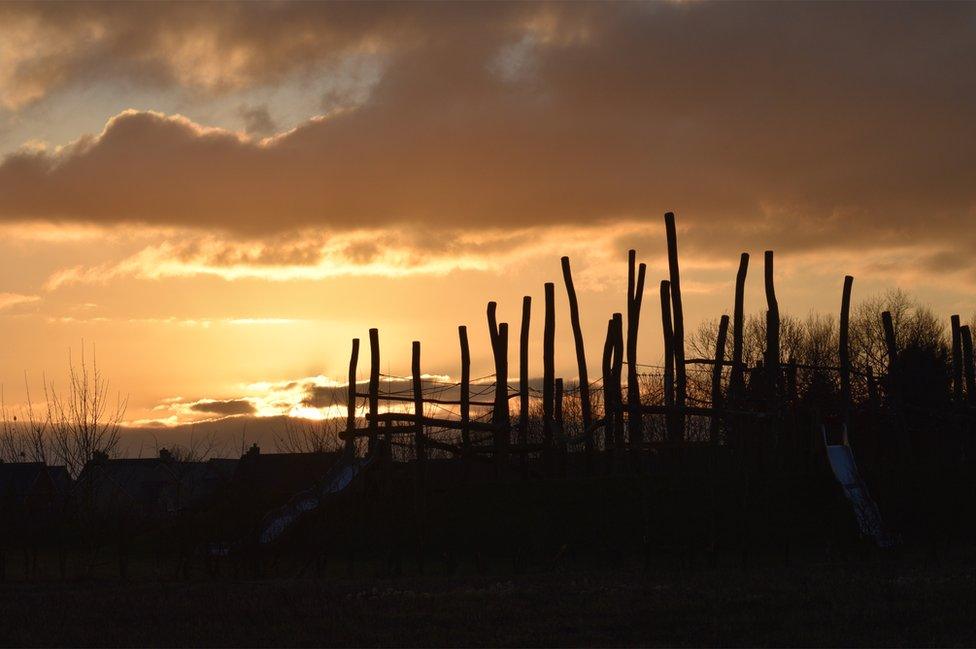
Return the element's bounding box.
[881,311,898,371]
[555,377,566,476]
[345,338,359,456]
[495,322,510,462]
[519,296,531,449]
[459,326,471,451]
[602,318,616,454]
[543,282,556,453]
[664,212,686,441]
[866,364,881,463]
[882,310,909,456]
[561,257,593,466]
[487,301,503,433]
[709,315,730,444]
[611,313,625,452]
[412,341,426,470]
[660,280,676,442]
[487,301,499,348]
[962,325,976,406]
[627,251,647,452]
[839,275,854,425]
[368,328,380,455]
[764,251,780,403]
[951,315,964,404]
[729,253,749,402]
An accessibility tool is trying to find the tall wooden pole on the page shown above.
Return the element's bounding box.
[627,251,647,452]
[709,315,730,444]
[487,301,499,349]
[839,275,854,425]
[602,318,616,454]
[458,326,471,451]
[951,315,963,404]
[495,322,510,462]
[611,313,625,452]
[487,301,503,430]
[962,325,976,406]
[664,212,686,441]
[412,341,426,472]
[555,377,566,476]
[345,338,359,456]
[519,296,531,449]
[660,280,676,442]
[368,328,380,455]
[882,310,909,456]
[729,253,749,402]
[561,257,593,466]
[881,311,898,372]
[764,250,780,404]
[543,283,556,453]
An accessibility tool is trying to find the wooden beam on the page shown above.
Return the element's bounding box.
[354,392,504,407]
[729,253,749,402]
[366,412,496,433]
[345,338,359,456]
[664,212,686,441]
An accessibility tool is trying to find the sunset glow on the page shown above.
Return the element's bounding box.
[0,1,973,446]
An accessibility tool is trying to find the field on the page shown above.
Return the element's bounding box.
[3,550,976,647]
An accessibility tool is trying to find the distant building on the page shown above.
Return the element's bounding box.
[75,450,237,518]
[0,461,66,511]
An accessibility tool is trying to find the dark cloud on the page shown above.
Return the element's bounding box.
[188,398,256,416]
[237,105,278,138]
[0,2,973,261]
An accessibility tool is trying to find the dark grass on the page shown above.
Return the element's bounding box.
[3,550,976,647]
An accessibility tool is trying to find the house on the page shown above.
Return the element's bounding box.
[230,444,342,509]
[0,461,65,511]
[75,450,237,518]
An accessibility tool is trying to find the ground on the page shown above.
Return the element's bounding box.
[2,550,975,647]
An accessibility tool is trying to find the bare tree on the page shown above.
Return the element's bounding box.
[46,344,127,477]
[0,377,50,464]
[850,288,946,374]
[273,416,344,454]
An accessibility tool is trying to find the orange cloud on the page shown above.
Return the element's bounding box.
[0,3,972,273]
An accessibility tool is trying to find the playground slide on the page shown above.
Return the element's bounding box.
[257,454,373,545]
[822,426,895,548]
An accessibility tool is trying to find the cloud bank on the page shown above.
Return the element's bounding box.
[0,2,973,267]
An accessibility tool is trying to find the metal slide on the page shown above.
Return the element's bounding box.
[822,425,895,548]
[257,453,373,545]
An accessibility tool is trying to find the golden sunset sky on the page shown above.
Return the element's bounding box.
[0,2,973,443]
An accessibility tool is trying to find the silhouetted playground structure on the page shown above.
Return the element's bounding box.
[3,211,976,579]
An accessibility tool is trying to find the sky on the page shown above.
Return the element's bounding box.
[0,1,974,443]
